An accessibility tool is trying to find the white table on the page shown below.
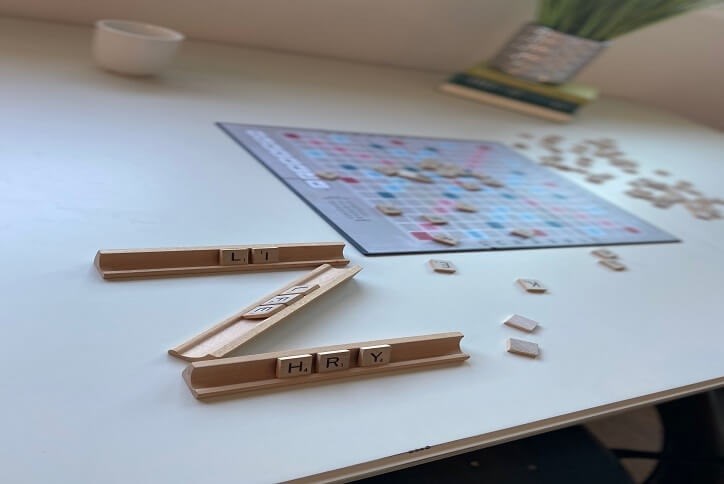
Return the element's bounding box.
[2,17,723,484]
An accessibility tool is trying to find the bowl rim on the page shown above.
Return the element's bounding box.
[95,19,185,42]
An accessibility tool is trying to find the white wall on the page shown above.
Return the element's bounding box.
[2,0,722,130]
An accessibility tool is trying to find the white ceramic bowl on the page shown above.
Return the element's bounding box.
[93,19,184,76]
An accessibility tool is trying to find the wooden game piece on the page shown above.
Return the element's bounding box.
[626,188,655,200]
[437,166,461,178]
[419,158,441,170]
[576,157,593,167]
[586,174,605,184]
[219,248,249,265]
[94,242,350,280]
[513,142,528,150]
[516,278,547,293]
[571,144,588,154]
[182,332,469,399]
[374,165,398,176]
[622,168,639,175]
[398,169,433,183]
[242,304,286,319]
[459,181,481,191]
[358,344,392,367]
[454,202,478,213]
[541,135,562,145]
[653,198,674,209]
[276,354,313,378]
[377,204,402,216]
[540,155,563,163]
[283,284,320,295]
[506,338,540,358]
[599,259,627,271]
[263,293,303,306]
[251,247,279,264]
[428,259,456,274]
[316,350,351,373]
[169,264,362,361]
[480,177,503,188]
[510,228,535,239]
[430,233,458,246]
[315,171,339,181]
[591,248,618,259]
[503,314,538,332]
[422,214,448,225]
[654,169,670,177]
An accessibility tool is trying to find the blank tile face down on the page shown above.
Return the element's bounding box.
[517,278,547,293]
[506,338,540,358]
[358,344,392,367]
[316,349,351,373]
[242,304,285,319]
[504,314,538,332]
[219,248,249,265]
[276,354,313,378]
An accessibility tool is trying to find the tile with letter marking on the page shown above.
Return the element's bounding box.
[283,284,320,295]
[599,259,627,271]
[316,349,351,373]
[219,248,249,265]
[263,293,303,306]
[242,304,285,319]
[251,247,279,264]
[503,314,538,332]
[428,259,456,274]
[517,278,547,293]
[431,233,458,246]
[276,354,313,378]
[358,344,392,367]
[591,248,618,259]
[506,338,540,358]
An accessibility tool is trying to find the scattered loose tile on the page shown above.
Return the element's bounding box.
[422,214,448,225]
[506,338,540,358]
[263,293,303,306]
[276,354,313,378]
[576,157,593,167]
[460,181,481,191]
[358,344,392,367]
[316,349,351,373]
[599,259,627,271]
[374,165,398,176]
[419,158,440,170]
[219,248,249,265]
[510,228,535,239]
[437,167,461,178]
[377,204,402,216]
[503,314,538,332]
[516,278,547,293]
[654,169,670,177]
[454,202,478,213]
[428,259,456,274]
[626,188,655,200]
[431,233,459,246]
[243,304,286,319]
[591,248,618,259]
[513,142,529,150]
[316,171,339,181]
[480,177,504,188]
[283,284,320,295]
[540,155,563,163]
[398,169,433,183]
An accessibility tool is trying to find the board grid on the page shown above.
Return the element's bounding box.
[218,123,678,255]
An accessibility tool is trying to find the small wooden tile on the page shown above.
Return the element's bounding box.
[358,344,392,367]
[481,177,503,188]
[377,204,402,216]
[316,349,351,373]
[510,228,535,239]
[419,158,441,170]
[219,248,249,265]
[398,169,433,183]
[276,354,313,378]
[506,338,540,358]
[431,233,458,246]
[626,188,655,200]
[263,293,303,306]
[437,167,461,178]
[316,171,339,181]
[242,304,286,319]
[513,142,528,150]
[454,202,478,213]
[422,214,447,225]
[576,157,593,167]
[251,247,279,264]
[654,169,670,177]
[504,314,538,332]
[428,259,456,274]
[460,181,481,191]
[599,259,627,271]
[374,165,398,176]
[591,248,618,259]
[283,284,320,295]
[516,278,547,293]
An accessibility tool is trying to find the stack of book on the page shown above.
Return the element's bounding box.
[439,64,598,122]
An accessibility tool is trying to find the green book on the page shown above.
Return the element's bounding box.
[466,64,598,105]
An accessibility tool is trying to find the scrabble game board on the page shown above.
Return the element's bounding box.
[219,123,678,255]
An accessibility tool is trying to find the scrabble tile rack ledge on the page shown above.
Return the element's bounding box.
[94,242,349,280]
[169,263,363,361]
[183,332,469,399]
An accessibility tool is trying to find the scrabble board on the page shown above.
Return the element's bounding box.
[219,123,678,255]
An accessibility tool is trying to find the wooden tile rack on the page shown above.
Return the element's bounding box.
[169,264,362,361]
[94,242,349,280]
[182,332,469,399]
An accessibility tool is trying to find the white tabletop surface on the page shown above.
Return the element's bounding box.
[2,17,723,484]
